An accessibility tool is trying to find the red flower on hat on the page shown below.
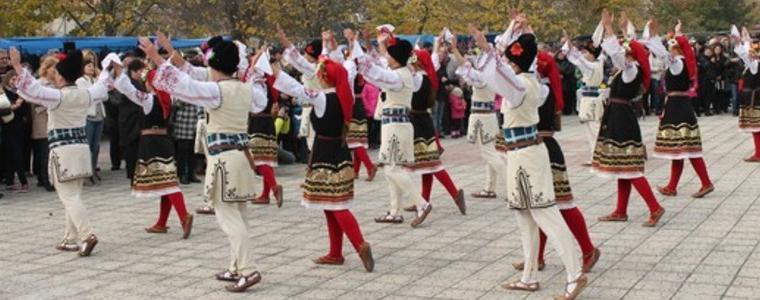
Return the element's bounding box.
[510,43,523,57]
[306,45,314,55]
[387,36,397,46]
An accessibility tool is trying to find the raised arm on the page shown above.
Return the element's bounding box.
[152,62,222,109]
[734,26,758,75]
[272,69,326,117]
[113,74,153,115]
[356,55,404,91]
[249,81,269,114]
[13,67,63,108]
[469,26,526,108]
[451,37,486,88]
[473,48,526,108]
[282,46,317,79]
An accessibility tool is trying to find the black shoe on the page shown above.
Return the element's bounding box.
[180,178,191,185]
[189,177,201,183]
[45,185,55,192]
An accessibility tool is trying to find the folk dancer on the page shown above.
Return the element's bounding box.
[451,38,505,199]
[143,34,264,292]
[732,26,760,162]
[512,51,600,273]
[112,65,194,238]
[400,49,466,217]
[593,10,666,227]
[10,48,104,256]
[358,27,430,226]
[469,22,587,299]
[644,20,714,198]
[272,55,375,272]
[561,28,607,166]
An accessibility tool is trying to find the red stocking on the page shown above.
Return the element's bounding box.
[332,210,366,253]
[421,174,433,201]
[256,165,277,199]
[615,179,632,216]
[561,207,595,257]
[154,196,172,228]
[433,170,459,200]
[666,159,684,190]
[753,132,760,157]
[352,150,361,175]
[631,177,662,214]
[354,147,375,172]
[166,192,188,223]
[689,157,712,187]
[538,230,547,264]
[324,211,344,258]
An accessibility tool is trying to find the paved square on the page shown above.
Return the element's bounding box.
[1,114,759,300]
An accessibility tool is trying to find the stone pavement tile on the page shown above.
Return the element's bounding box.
[670,292,722,300]
[634,279,683,293]
[335,290,388,300]
[578,286,628,299]
[725,285,760,298]
[433,288,487,299]
[678,282,728,296]
[686,272,738,285]
[623,289,675,300]
[291,288,348,299]
[591,269,646,289]
[732,276,760,287]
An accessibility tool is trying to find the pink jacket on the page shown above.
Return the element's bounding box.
[449,94,466,120]
[361,82,380,118]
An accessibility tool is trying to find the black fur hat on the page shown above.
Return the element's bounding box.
[208,40,240,75]
[55,50,84,83]
[304,39,322,60]
[504,34,537,72]
[386,39,413,66]
[205,35,224,51]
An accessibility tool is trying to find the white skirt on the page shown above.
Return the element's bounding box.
[504,144,556,209]
[204,150,257,203]
[49,144,92,183]
[467,112,499,145]
[379,122,415,166]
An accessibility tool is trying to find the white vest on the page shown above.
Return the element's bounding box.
[583,61,604,87]
[207,80,250,134]
[503,73,540,128]
[382,67,414,110]
[48,87,91,130]
[471,84,496,103]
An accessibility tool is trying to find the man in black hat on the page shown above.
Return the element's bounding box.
[469,18,587,299]
[140,33,266,293]
[356,25,429,226]
[561,37,607,166]
[9,47,110,257]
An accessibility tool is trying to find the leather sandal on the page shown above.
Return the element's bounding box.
[598,213,628,222]
[454,189,466,215]
[374,213,403,224]
[554,274,588,300]
[312,256,345,265]
[642,207,665,227]
[512,260,545,271]
[403,205,417,212]
[358,242,375,272]
[274,185,283,208]
[366,167,377,182]
[582,248,601,273]
[215,270,241,282]
[501,280,540,292]
[691,184,714,198]
[145,225,168,234]
[410,204,432,228]
[55,240,79,252]
[182,214,194,239]
[657,185,677,196]
[225,271,262,293]
[79,234,98,257]
[196,206,215,215]
[470,189,496,199]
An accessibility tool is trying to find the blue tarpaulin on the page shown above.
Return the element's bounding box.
[0,37,207,55]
